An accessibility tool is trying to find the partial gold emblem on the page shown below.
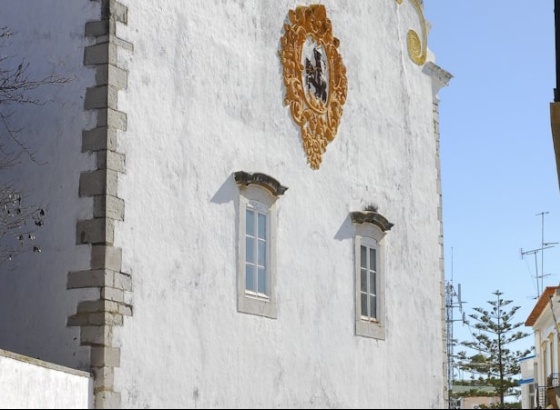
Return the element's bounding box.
[396,0,427,65]
[279,5,347,170]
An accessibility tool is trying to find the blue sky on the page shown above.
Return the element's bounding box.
[424,1,558,360]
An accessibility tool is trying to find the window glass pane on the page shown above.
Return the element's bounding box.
[370,294,377,318]
[246,209,255,236]
[258,267,266,294]
[258,240,266,267]
[370,271,376,295]
[370,248,376,271]
[258,213,266,239]
[246,237,254,263]
[245,264,254,292]
[360,269,367,293]
[360,245,367,268]
[361,293,368,318]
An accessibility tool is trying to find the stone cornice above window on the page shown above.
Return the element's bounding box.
[234,171,288,197]
[350,211,394,232]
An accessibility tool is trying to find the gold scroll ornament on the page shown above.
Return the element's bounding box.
[396,0,427,65]
[279,5,348,170]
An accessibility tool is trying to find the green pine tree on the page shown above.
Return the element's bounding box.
[455,290,532,408]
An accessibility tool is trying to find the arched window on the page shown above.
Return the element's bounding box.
[351,209,393,339]
[234,171,287,319]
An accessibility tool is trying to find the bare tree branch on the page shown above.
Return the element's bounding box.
[0,24,69,266]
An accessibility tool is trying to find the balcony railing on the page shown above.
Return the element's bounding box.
[538,376,560,409]
[537,385,548,408]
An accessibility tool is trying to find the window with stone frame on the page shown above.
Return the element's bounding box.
[351,209,393,339]
[234,171,287,319]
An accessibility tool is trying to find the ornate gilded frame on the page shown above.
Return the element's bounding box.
[279,5,347,170]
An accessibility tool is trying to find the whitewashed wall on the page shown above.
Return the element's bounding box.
[0,349,92,409]
[0,1,447,408]
[0,1,98,369]
[114,0,445,408]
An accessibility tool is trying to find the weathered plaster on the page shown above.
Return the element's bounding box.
[113,1,448,408]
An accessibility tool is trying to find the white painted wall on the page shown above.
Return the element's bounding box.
[0,1,447,407]
[0,349,92,409]
[114,1,445,408]
[0,1,98,369]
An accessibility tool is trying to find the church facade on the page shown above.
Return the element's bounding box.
[0,1,451,408]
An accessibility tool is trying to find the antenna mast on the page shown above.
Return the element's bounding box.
[521,212,557,297]
[446,248,465,409]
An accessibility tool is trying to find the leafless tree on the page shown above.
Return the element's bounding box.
[0,26,68,266]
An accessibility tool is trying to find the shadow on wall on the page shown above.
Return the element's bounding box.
[213,172,357,242]
[210,175,237,205]
[334,214,354,241]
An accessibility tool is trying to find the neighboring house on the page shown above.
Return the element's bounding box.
[461,397,500,410]
[550,0,560,191]
[0,1,451,408]
[452,384,500,410]
[519,355,537,409]
[525,287,560,408]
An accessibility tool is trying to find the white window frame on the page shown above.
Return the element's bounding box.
[354,223,386,339]
[237,184,278,319]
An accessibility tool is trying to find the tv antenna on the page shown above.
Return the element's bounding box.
[520,211,557,298]
[445,248,466,409]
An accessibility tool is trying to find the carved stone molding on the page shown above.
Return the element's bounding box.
[233,171,288,197]
[350,211,394,232]
[279,4,348,170]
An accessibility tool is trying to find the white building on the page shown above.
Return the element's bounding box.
[519,355,536,409]
[526,286,560,409]
[0,1,451,408]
